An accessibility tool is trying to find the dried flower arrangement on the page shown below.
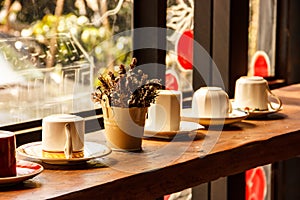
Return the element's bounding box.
[91,58,163,108]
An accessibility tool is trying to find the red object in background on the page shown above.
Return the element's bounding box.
[165,70,179,91]
[246,167,267,200]
[251,51,270,77]
[253,55,269,77]
[177,29,194,70]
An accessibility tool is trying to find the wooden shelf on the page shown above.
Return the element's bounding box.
[1,84,300,199]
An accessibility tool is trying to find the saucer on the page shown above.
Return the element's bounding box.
[17,141,112,165]
[0,160,43,186]
[181,108,249,126]
[144,121,203,139]
[231,100,282,118]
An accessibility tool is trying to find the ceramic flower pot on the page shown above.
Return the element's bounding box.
[102,105,148,151]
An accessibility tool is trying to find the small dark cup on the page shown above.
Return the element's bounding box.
[0,131,16,177]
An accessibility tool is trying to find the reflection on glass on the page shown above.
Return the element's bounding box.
[0,0,133,126]
[0,34,93,125]
[167,0,194,106]
[248,0,277,77]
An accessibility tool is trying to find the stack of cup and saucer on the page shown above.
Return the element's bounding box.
[144,90,202,139]
[17,114,111,165]
[181,87,249,127]
[231,76,283,118]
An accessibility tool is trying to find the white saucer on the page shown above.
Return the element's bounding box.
[181,108,249,126]
[17,141,112,165]
[144,121,203,139]
[0,160,43,186]
[231,100,282,118]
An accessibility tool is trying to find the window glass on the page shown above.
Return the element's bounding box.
[166,0,194,105]
[248,0,277,77]
[0,0,133,126]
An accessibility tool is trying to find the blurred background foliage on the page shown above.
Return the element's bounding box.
[0,0,133,72]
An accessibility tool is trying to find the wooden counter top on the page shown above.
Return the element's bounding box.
[1,84,300,199]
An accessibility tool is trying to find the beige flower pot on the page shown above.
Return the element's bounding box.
[102,105,148,151]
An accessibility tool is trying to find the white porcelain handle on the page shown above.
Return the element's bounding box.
[64,123,73,159]
[267,86,282,111]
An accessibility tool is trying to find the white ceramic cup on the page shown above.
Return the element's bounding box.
[42,114,85,159]
[147,90,182,131]
[234,76,282,111]
[192,87,232,118]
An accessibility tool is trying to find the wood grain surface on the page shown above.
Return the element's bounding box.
[1,84,300,199]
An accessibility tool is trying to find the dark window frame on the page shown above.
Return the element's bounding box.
[194,0,249,97]
[133,0,166,82]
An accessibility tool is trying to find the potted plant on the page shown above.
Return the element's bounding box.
[91,58,162,151]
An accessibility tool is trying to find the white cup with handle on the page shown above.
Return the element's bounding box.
[192,87,232,118]
[42,114,85,159]
[234,76,282,111]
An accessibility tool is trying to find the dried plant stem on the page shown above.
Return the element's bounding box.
[91,58,162,108]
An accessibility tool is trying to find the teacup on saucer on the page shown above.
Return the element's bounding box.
[42,114,85,159]
[192,87,232,118]
[234,76,282,112]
